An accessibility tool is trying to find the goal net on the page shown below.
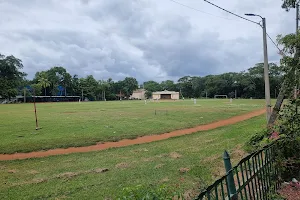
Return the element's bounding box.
[214,95,228,99]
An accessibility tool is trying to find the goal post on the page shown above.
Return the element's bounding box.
[214,95,228,99]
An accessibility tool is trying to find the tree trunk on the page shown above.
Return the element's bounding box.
[44,88,46,96]
[268,85,286,126]
[268,65,296,126]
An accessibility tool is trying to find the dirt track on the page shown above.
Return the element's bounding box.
[0,109,265,161]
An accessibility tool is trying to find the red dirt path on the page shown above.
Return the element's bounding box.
[0,109,265,161]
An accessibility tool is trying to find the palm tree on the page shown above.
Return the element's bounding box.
[38,72,51,96]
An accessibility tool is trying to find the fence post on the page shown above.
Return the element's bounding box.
[223,150,237,199]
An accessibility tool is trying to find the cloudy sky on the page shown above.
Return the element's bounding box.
[0,0,295,83]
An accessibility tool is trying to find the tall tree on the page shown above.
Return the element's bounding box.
[79,75,99,101]
[105,78,116,100]
[62,72,72,96]
[0,54,26,99]
[178,76,193,98]
[47,66,67,95]
[144,80,162,98]
[160,80,176,91]
[121,77,138,98]
[268,1,299,125]
[98,80,111,100]
[37,71,51,96]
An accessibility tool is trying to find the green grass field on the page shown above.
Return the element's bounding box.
[0,99,265,154]
[0,116,265,199]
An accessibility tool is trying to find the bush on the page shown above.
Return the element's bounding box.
[278,99,300,138]
[244,129,269,152]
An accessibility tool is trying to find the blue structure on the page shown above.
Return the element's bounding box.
[57,85,65,96]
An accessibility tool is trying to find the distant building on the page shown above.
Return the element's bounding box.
[152,90,179,100]
[130,89,146,100]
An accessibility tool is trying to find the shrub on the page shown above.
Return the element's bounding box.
[244,129,270,152]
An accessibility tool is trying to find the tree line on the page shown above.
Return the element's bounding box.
[0,53,283,101]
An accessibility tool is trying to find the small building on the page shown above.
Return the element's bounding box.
[152,90,179,100]
[130,89,146,100]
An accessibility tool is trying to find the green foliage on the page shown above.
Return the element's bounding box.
[0,52,284,101]
[160,80,176,91]
[117,184,184,200]
[30,84,42,96]
[245,130,269,152]
[80,75,99,100]
[268,193,286,200]
[274,139,300,181]
[276,33,300,97]
[121,77,139,98]
[278,99,300,138]
[144,81,162,93]
[247,30,300,151]
[37,71,51,95]
[145,90,152,99]
[0,54,26,99]
[270,100,300,180]
[282,0,297,11]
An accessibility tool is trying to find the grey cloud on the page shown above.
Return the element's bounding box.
[0,0,296,83]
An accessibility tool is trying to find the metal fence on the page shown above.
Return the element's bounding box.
[196,141,281,200]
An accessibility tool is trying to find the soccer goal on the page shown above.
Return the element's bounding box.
[214,95,228,99]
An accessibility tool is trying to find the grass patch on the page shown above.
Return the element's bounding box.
[0,115,265,199]
[0,99,265,153]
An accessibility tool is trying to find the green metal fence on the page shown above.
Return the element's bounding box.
[196,141,281,200]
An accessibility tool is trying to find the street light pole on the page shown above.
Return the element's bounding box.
[262,17,272,121]
[245,13,271,122]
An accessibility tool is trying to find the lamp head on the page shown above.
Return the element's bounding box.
[245,13,256,16]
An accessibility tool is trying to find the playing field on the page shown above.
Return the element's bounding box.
[0,116,265,199]
[0,99,265,154]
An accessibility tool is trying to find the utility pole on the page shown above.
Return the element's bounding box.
[245,13,272,123]
[262,17,272,122]
[295,3,299,99]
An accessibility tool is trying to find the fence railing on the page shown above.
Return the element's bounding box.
[196,140,281,200]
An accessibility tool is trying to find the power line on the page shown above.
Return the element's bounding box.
[168,0,234,20]
[203,0,260,25]
[202,0,284,56]
[266,33,285,56]
[170,0,285,57]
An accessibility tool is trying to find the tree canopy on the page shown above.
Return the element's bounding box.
[0,53,284,101]
[0,54,26,99]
